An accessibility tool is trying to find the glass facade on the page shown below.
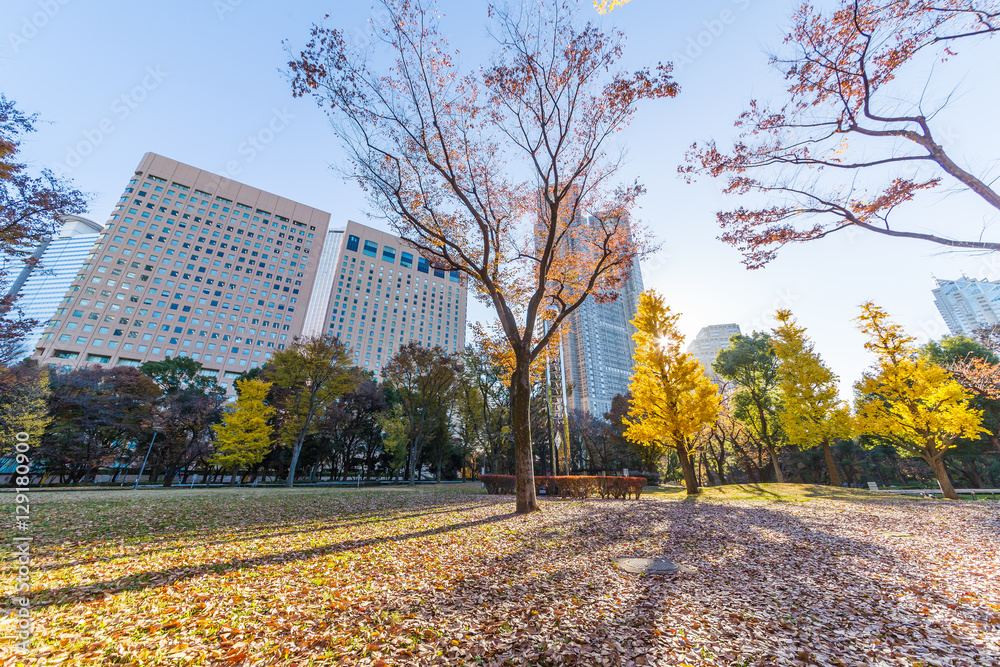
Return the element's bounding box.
[562,215,645,419]
[6,216,103,362]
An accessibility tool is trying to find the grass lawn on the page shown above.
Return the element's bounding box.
[1,483,997,665]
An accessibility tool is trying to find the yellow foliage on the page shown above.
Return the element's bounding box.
[595,0,634,14]
[211,379,275,472]
[771,309,851,448]
[624,290,720,455]
[853,302,985,461]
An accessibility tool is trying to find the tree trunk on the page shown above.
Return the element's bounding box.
[407,434,421,487]
[821,440,841,487]
[511,358,539,513]
[229,472,237,487]
[676,438,700,495]
[766,444,784,483]
[926,453,959,500]
[701,453,721,486]
[714,453,728,485]
[162,467,175,488]
[960,459,985,489]
[286,430,307,488]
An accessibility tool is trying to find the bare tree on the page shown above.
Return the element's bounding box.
[289,0,674,511]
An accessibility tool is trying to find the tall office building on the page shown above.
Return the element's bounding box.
[33,153,332,391]
[4,215,103,361]
[932,276,1000,336]
[29,154,468,389]
[302,219,468,374]
[561,215,645,419]
[688,323,741,386]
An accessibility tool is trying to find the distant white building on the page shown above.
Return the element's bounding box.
[5,215,103,362]
[687,323,741,386]
[932,276,1000,336]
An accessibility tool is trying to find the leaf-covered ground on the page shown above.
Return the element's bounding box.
[2,483,998,666]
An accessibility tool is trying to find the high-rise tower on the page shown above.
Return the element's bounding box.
[687,323,741,386]
[932,276,1000,336]
[33,153,331,391]
[29,154,468,390]
[561,214,644,419]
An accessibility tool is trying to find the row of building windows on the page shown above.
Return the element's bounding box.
[39,172,324,386]
[326,251,463,370]
[344,234,461,282]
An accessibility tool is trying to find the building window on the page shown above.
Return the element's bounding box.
[382,246,396,263]
[418,258,429,274]
[400,252,413,269]
[363,240,378,257]
[346,235,360,252]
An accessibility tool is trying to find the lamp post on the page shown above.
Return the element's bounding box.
[542,305,573,476]
[132,429,159,491]
[557,333,572,475]
[542,319,558,477]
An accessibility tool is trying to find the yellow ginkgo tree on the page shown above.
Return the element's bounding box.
[854,302,985,500]
[211,378,275,486]
[625,290,720,495]
[771,309,852,487]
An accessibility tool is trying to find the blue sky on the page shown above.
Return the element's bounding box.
[3,0,999,398]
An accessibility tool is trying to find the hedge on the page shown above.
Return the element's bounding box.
[480,475,646,500]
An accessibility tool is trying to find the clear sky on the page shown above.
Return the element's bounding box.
[3,0,998,399]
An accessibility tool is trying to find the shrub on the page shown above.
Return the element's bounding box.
[481,475,646,499]
[480,475,516,495]
[635,471,660,487]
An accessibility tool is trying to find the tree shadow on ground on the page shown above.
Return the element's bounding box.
[403,496,996,665]
[32,508,518,609]
[33,499,503,573]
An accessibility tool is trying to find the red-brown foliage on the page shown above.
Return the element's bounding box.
[681,0,1000,268]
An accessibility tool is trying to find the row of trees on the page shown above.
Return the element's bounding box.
[622,290,999,499]
[3,329,659,488]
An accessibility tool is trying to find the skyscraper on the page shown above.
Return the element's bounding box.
[28,154,468,389]
[561,215,644,419]
[688,323,741,386]
[4,215,103,362]
[932,276,1000,336]
[32,153,332,391]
